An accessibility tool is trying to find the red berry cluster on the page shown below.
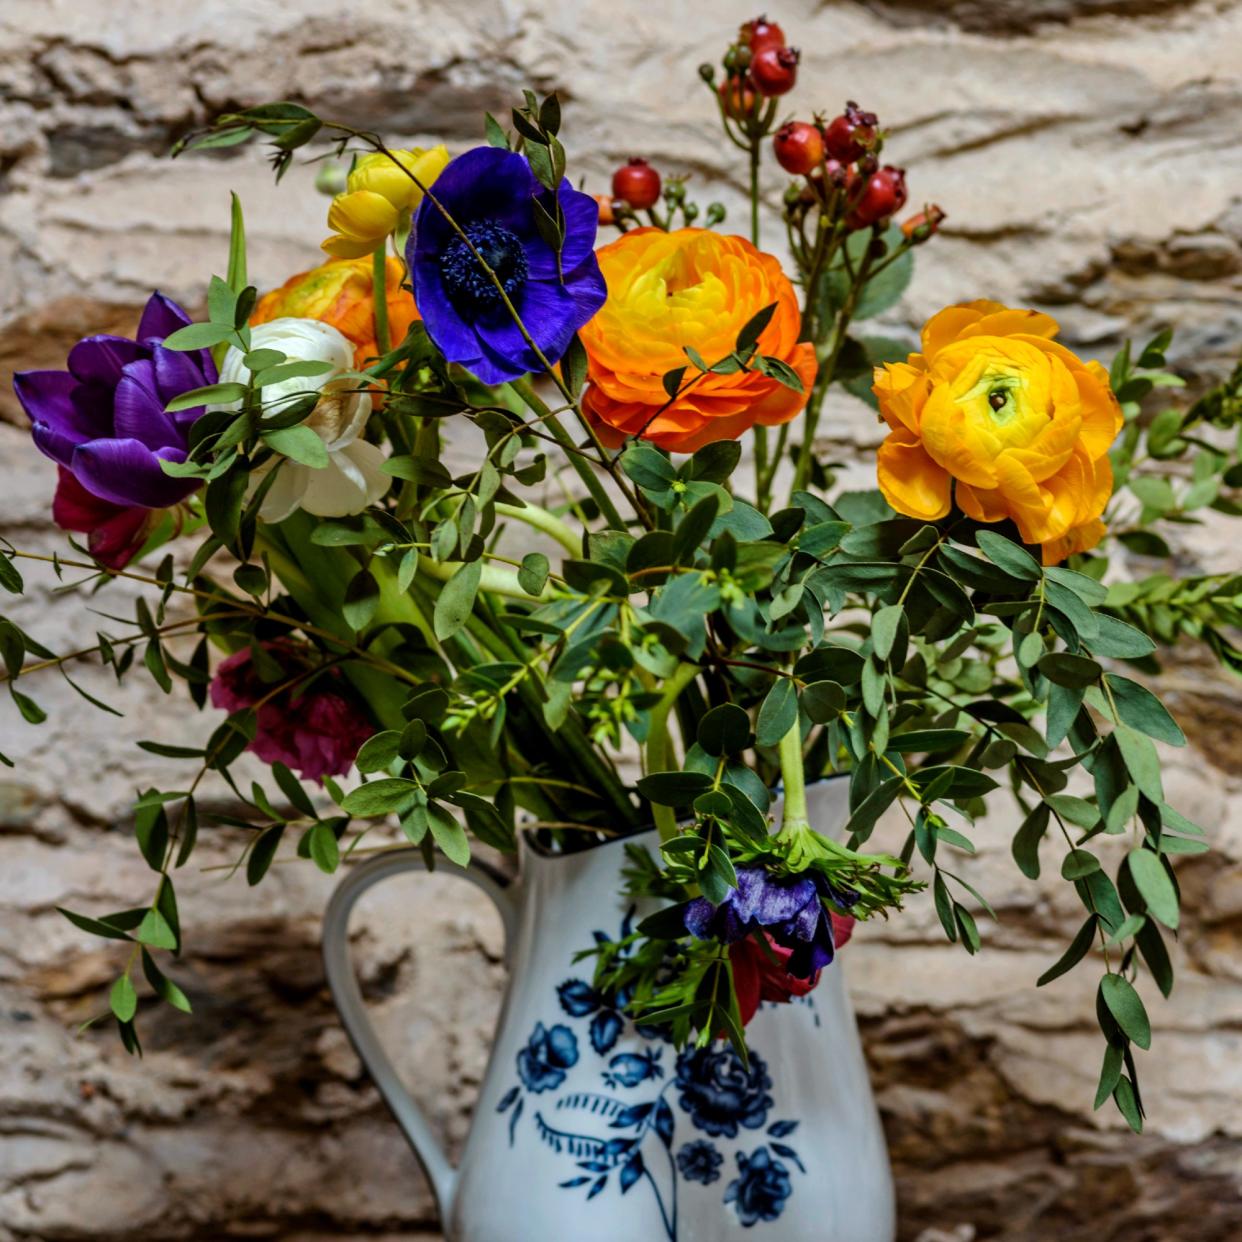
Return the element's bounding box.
[713,15,800,121]
[774,100,921,233]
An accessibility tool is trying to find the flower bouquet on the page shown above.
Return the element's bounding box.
[4,14,1241,1195]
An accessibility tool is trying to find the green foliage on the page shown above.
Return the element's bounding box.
[4,87,1235,1142]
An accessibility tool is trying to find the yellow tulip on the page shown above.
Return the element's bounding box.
[321,146,451,259]
[347,145,450,213]
[322,191,401,259]
[872,300,1122,565]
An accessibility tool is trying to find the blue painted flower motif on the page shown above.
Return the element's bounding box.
[684,866,858,979]
[725,1146,793,1227]
[674,1045,772,1139]
[407,147,607,385]
[557,976,625,1055]
[603,1048,663,1089]
[517,1022,579,1093]
[676,1139,723,1186]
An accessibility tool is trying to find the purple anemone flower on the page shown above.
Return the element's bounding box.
[684,866,854,980]
[15,292,217,515]
[407,146,607,385]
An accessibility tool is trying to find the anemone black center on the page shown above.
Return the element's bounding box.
[440,221,528,318]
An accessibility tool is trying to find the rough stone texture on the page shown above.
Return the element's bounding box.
[0,1,1240,1239]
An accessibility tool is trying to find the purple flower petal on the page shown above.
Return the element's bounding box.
[475,277,580,378]
[525,182,605,279]
[70,437,193,509]
[412,148,536,253]
[152,343,211,407]
[14,370,95,467]
[410,265,482,370]
[67,335,145,387]
[136,291,192,344]
[112,359,182,452]
[684,897,718,940]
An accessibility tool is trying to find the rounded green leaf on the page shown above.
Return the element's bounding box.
[697,703,751,757]
[1100,973,1152,1050]
[1127,848,1179,929]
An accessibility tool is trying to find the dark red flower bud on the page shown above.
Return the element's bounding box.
[751,45,799,96]
[773,121,824,175]
[823,100,878,163]
[718,74,758,120]
[901,204,946,242]
[738,15,786,55]
[847,165,907,229]
[611,158,662,211]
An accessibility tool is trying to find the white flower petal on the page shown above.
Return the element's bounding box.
[258,461,310,523]
[298,441,390,517]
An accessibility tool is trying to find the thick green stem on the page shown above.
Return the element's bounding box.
[371,244,391,356]
[417,555,552,602]
[494,501,581,557]
[777,718,809,834]
[644,661,702,841]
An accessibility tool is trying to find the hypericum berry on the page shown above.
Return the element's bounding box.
[901,204,946,242]
[594,194,617,226]
[751,45,799,96]
[799,160,851,205]
[611,158,662,211]
[847,165,907,229]
[718,75,758,120]
[823,101,878,163]
[773,121,824,175]
[739,15,786,55]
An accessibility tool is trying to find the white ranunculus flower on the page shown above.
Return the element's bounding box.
[217,317,390,523]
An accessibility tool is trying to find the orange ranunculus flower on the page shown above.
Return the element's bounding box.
[580,228,817,453]
[251,256,418,368]
[872,300,1123,565]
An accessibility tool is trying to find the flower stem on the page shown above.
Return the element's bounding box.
[644,661,702,842]
[371,244,391,356]
[777,718,809,834]
[508,378,629,530]
[494,501,581,557]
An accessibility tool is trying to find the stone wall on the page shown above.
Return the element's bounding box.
[1,1,1241,1238]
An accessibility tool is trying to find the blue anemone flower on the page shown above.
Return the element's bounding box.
[407,147,607,385]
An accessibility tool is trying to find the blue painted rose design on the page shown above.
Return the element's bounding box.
[674,1045,772,1139]
[676,1139,723,1185]
[497,914,803,1237]
[517,1022,579,1093]
[726,1146,794,1227]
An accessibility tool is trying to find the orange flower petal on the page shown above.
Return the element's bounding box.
[580,228,812,453]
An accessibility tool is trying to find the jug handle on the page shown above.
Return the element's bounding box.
[321,847,517,1218]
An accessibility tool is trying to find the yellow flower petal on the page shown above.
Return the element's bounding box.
[347,145,451,212]
[877,431,952,520]
[326,190,400,245]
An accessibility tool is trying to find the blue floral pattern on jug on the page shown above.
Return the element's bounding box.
[495,912,805,1236]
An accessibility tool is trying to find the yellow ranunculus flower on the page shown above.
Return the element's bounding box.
[872,300,1123,565]
[347,145,450,213]
[321,145,450,259]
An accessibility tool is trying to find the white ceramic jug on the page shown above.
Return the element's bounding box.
[322,778,896,1241]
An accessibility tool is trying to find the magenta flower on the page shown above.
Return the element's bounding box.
[14,292,216,567]
[209,642,374,782]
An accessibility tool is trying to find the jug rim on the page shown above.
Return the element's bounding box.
[519,771,850,862]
